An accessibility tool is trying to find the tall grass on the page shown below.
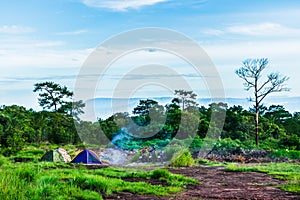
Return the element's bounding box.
[0,158,198,199]
[0,170,27,200]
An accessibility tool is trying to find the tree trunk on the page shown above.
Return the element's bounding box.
[255,111,259,146]
[255,77,259,146]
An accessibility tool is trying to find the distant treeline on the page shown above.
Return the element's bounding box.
[0,99,299,156]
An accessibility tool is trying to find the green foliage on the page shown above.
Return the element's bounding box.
[163,145,182,161]
[1,86,300,157]
[33,81,73,112]
[150,168,171,179]
[279,134,300,150]
[133,99,161,117]
[170,148,195,167]
[269,149,300,160]
[0,155,8,167]
[213,138,244,151]
[174,90,198,110]
[258,137,280,150]
[0,105,82,156]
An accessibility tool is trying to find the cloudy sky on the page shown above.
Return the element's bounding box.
[1,0,300,110]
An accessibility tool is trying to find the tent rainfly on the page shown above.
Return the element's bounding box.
[41,150,65,162]
[56,148,71,162]
[71,149,102,164]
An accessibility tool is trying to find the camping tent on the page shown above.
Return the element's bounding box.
[40,148,71,163]
[56,148,71,162]
[41,150,65,162]
[71,149,102,164]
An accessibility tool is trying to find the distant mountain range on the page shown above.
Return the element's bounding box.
[80,96,300,121]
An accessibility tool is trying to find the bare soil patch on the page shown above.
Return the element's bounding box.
[104,165,300,200]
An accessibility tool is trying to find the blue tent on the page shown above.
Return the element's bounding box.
[71,150,102,164]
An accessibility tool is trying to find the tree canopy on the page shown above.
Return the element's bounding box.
[33,81,73,112]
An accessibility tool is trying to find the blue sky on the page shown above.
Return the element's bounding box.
[1,0,300,111]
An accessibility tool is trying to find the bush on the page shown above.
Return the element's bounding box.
[188,136,203,152]
[169,149,195,167]
[164,145,182,161]
[0,155,8,167]
[279,134,300,150]
[150,169,171,179]
[213,138,244,151]
[269,150,300,160]
[259,138,280,150]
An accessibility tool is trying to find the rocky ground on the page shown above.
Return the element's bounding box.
[194,147,296,163]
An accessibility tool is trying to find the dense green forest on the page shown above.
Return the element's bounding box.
[0,91,299,156]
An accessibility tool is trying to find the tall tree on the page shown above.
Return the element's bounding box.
[174,90,198,111]
[33,82,73,111]
[33,82,85,121]
[59,100,85,120]
[235,58,289,145]
[132,99,160,116]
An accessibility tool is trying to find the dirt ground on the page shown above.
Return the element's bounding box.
[104,165,300,200]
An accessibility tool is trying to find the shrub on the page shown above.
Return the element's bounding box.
[169,149,195,167]
[269,150,300,160]
[0,155,8,167]
[150,169,171,179]
[259,138,280,150]
[279,134,300,150]
[213,138,244,151]
[164,145,182,161]
[188,136,203,152]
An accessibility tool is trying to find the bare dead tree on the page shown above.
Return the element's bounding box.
[235,58,290,146]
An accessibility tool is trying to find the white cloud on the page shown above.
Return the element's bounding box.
[0,25,34,34]
[203,22,300,37]
[34,41,65,47]
[56,29,88,35]
[0,38,92,68]
[202,28,224,36]
[226,23,298,36]
[81,0,168,11]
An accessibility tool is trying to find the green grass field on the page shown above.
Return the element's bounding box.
[0,155,198,200]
